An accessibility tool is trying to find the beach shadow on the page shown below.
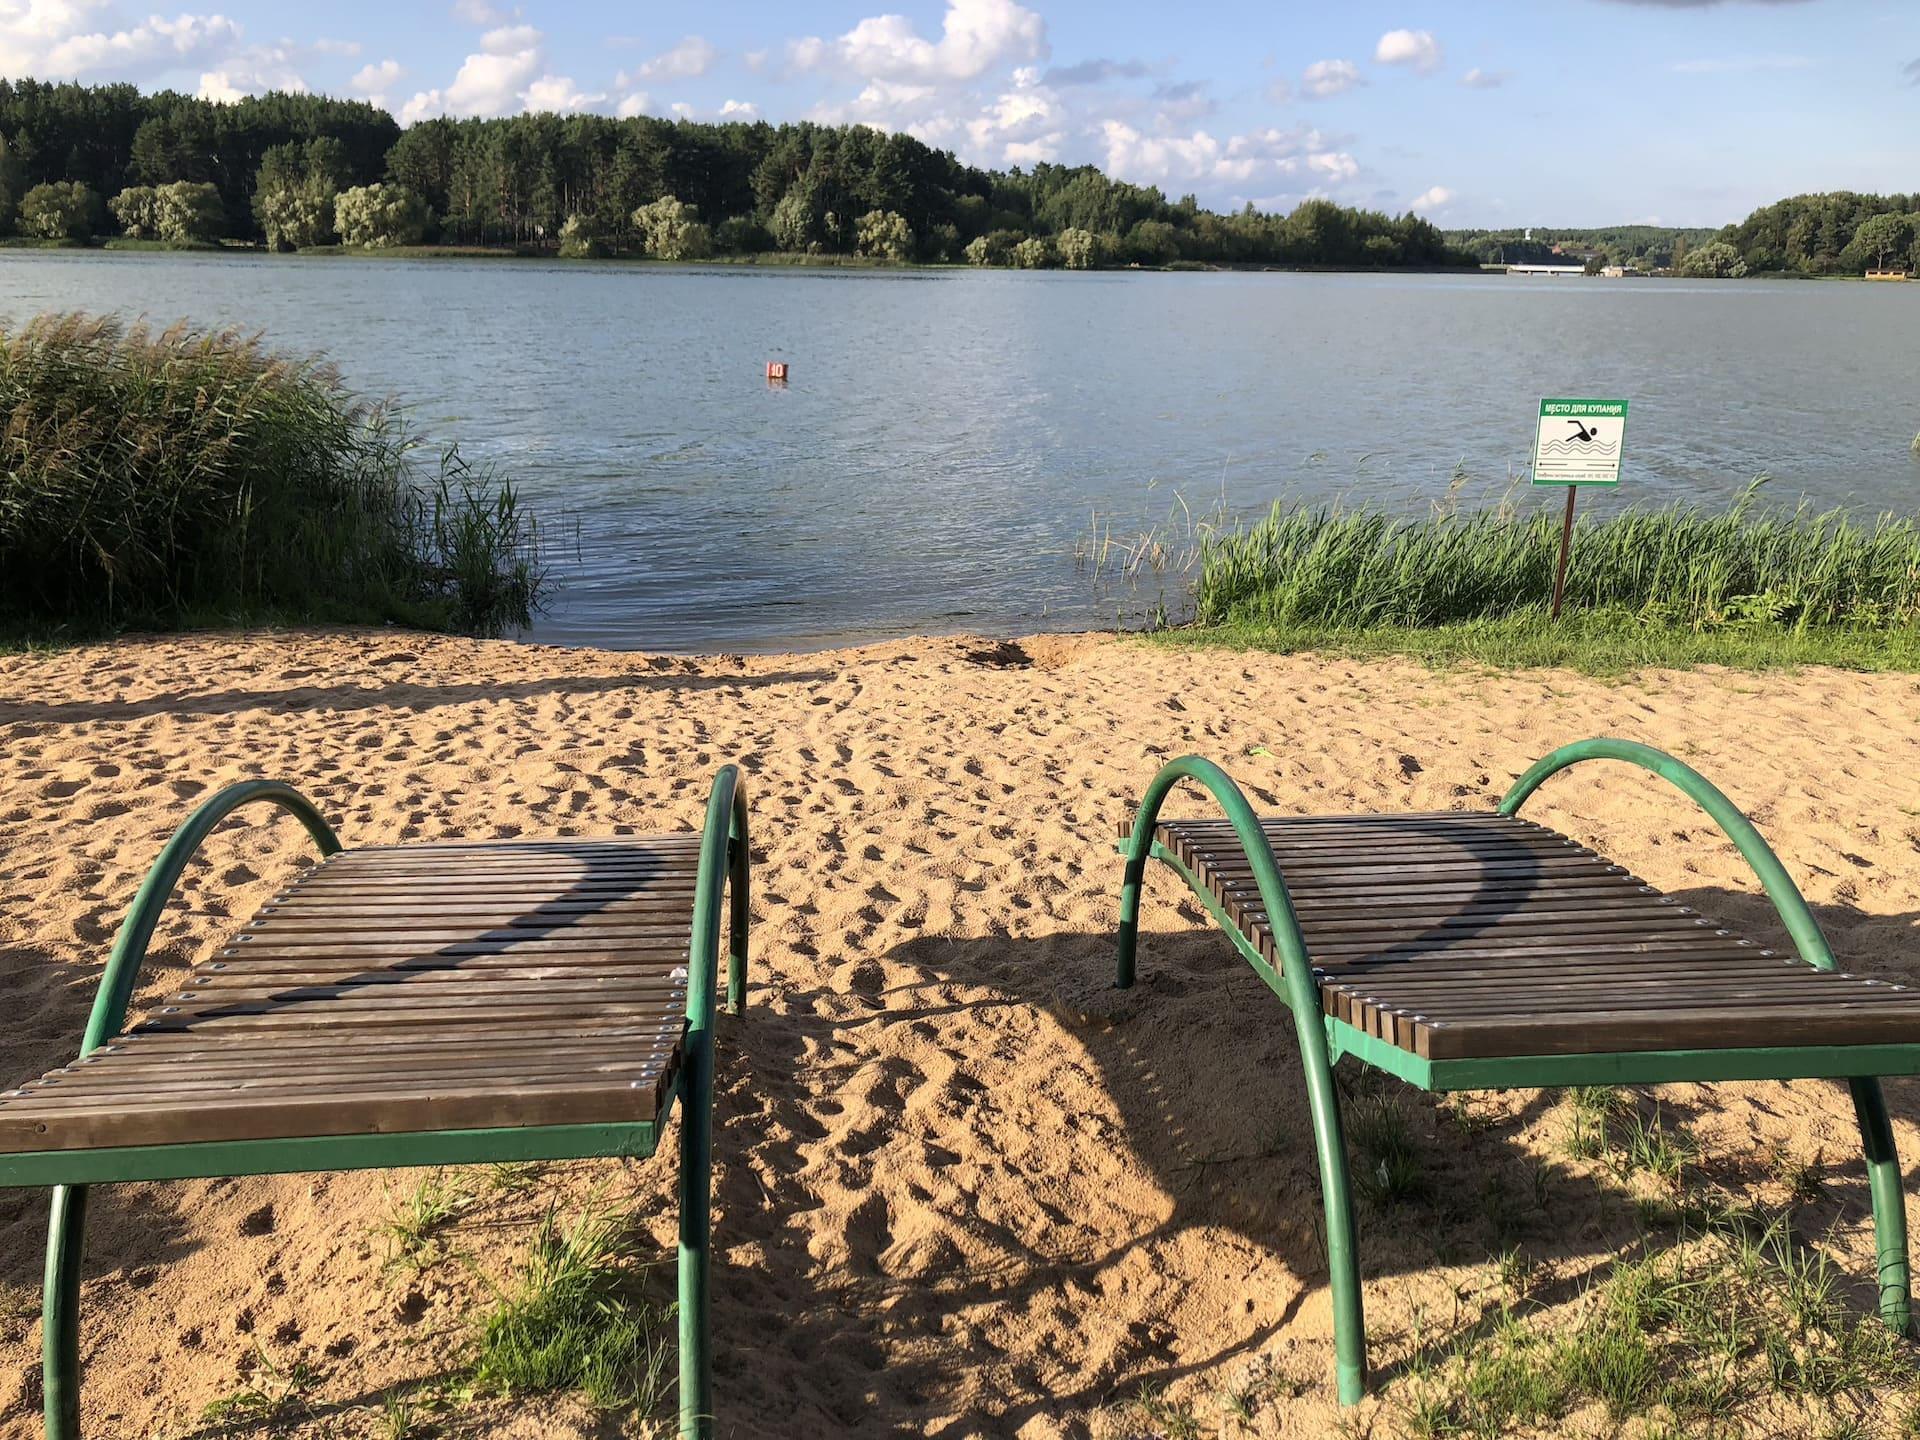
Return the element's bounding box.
[798,878,1920,1429]
[0,668,838,727]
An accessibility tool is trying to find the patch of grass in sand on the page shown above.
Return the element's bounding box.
[1399,1104,1920,1439]
[1349,1093,1430,1208]
[378,1170,476,1272]
[471,1197,674,1416]
[1561,1086,1627,1161]
[1106,1382,1208,1439]
[201,1347,320,1425]
[1613,1105,1696,1192]
[482,1160,547,1195]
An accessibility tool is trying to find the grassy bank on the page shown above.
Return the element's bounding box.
[0,312,544,642]
[1162,489,1920,673]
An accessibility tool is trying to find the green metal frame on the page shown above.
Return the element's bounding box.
[1117,737,1915,1407]
[3,769,750,1440]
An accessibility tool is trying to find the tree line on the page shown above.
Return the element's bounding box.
[1451,194,1920,278]
[0,77,1471,269]
[1444,225,1718,270]
[1711,191,1920,276]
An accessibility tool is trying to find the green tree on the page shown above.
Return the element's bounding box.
[963,234,996,266]
[1677,240,1746,279]
[769,183,820,253]
[1849,211,1916,271]
[253,139,349,249]
[334,182,431,247]
[0,132,25,234]
[854,208,912,260]
[18,180,100,239]
[1056,226,1099,269]
[632,194,710,259]
[153,181,224,243]
[109,184,159,237]
[557,212,607,258]
[1125,218,1179,265]
[1011,235,1052,268]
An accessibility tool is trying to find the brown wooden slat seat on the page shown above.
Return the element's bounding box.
[1119,810,1920,1061]
[0,835,698,1154]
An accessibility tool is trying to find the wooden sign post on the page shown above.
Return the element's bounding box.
[1532,397,1628,618]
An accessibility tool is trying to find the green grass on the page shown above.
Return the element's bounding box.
[0,311,546,640]
[1350,1093,1429,1208]
[379,1171,476,1272]
[1163,484,1920,675]
[472,1198,674,1417]
[1150,607,1920,676]
[1399,1091,1919,1440]
[201,1348,320,1424]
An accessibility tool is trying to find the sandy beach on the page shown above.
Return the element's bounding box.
[1,629,1916,1437]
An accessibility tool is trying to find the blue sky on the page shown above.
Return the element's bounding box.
[3,1,1915,227]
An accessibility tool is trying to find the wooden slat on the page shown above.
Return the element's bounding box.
[1143,812,1920,1063]
[0,832,712,1155]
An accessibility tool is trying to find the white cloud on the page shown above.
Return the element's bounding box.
[1099,119,1358,191]
[743,48,769,72]
[638,34,717,80]
[1375,28,1443,74]
[1308,151,1360,182]
[479,24,539,56]
[33,11,242,80]
[1410,185,1453,212]
[792,0,1047,83]
[199,57,309,103]
[197,45,310,102]
[616,88,652,118]
[525,73,604,113]
[401,24,598,122]
[1152,79,1214,125]
[1002,134,1061,164]
[348,57,405,106]
[669,101,694,118]
[1301,59,1363,99]
[451,0,507,23]
[718,98,759,118]
[1460,67,1505,89]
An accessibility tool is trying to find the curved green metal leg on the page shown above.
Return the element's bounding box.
[1852,1077,1914,1334]
[43,1185,86,1440]
[39,780,341,1440]
[1116,756,1366,1404]
[679,766,749,1439]
[1503,736,1915,1336]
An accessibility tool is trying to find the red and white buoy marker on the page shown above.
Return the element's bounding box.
[765,361,789,383]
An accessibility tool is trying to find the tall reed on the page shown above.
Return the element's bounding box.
[1193,485,1920,633]
[0,312,545,636]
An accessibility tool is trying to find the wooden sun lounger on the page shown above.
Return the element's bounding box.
[1116,738,1916,1405]
[0,768,750,1440]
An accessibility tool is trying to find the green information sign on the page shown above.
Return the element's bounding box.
[1533,397,1628,486]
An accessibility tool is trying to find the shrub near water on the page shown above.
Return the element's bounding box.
[0,312,544,637]
[1194,487,1920,634]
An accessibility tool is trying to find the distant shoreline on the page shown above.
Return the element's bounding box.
[0,238,1882,280]
[0,237,1487,277]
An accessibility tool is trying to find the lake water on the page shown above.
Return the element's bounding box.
[2,251,1915,651]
